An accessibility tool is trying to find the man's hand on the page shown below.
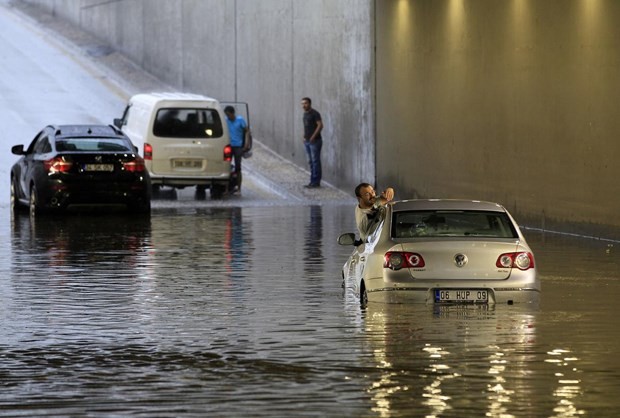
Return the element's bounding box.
[380,187,395,202]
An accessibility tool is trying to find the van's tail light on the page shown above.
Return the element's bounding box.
[496,252,535,270]
[144,143,153,160]
[224,145,232,162]
[44,157,72,173]
[123,156,146,172]
[384,251,425,270]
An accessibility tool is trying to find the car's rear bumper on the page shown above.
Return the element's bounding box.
[39,179,151,210]
[366,283,541,305]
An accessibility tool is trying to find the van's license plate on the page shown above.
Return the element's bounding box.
[435,289,488,303]
[174,160,202,168]
[84,164,114,172]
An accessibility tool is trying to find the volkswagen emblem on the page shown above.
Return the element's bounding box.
[95,156,103,162]
[454,253,468,268]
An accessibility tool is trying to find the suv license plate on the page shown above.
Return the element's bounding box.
[435,289,489,304]
[84,164,114,172]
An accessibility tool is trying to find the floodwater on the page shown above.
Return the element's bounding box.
[1,202,619,417]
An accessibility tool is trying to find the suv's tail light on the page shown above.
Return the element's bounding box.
[144,143,153,160]
[123,156,146,172]
[224,145,232,162]
[384,251,425,270]
[496,252,535,270]
[44,157,72,173]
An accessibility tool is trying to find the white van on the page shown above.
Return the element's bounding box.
[113,93,231,198]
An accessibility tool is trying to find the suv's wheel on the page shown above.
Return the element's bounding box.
[128,199,151,214]
[29,186,40,218]
[10,177,19,213]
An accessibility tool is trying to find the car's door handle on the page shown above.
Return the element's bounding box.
[359,257,366,262]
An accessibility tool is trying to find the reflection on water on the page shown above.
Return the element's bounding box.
[361,303,543,417]
[304,205,324,275]
[0,207,618,416]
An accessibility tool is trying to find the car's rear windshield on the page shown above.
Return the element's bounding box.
[391,210,518,239]
[55,138,133,152]
[153,108,223,138]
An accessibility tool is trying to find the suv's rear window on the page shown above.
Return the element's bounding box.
[55,138,133,152]
[392,210,518,238]
[153,108,223,138]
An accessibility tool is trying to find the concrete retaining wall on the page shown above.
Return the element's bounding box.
[376,0,620,238]
[22,0,375,192]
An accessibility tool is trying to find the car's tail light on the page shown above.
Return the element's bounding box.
[144,143,153,160]
[123,156,146,172]
[496,252,535,270]
[384,251,425,270]
[44,157,72,173]
[224,145,232,162]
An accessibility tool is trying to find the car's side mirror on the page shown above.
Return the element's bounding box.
[337,233,357,246]
[113,118,123,128]
[11,145,25,155]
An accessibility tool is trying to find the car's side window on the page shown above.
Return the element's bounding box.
[33,136,52,154]
[26,132,47,154]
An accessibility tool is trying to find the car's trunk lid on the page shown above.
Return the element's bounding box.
[399,239,521,280]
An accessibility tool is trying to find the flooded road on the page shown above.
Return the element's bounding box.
[1,203,619,417]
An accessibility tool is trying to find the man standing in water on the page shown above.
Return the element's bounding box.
[301,97,323,188]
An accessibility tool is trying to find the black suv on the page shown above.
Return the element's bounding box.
[11,124,151,215]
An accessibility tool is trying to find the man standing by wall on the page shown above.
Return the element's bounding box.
[224,105,250,193]
[301,97,323,188]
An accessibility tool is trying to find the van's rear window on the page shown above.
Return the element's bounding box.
[153,108,223,138]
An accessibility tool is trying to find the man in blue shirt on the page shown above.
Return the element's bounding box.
[224,106,251,193]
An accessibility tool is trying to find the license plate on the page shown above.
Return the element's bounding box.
[435,289,489,304]
[174,159,202,169]
[84,164,114,172]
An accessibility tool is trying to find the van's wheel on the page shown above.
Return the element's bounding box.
[360,282,368,308]
[210,185,225,199]
[151,185,161,197]
[195,185,207,200]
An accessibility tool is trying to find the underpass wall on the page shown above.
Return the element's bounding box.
[21,0,375,193]
[375,1,620,239]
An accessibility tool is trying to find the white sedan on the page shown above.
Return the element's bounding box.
[338,199,540,305]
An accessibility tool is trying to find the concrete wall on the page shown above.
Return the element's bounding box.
[376,0,620,238]
[23,0,375,192]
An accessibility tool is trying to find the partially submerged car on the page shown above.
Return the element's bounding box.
[338,199,540,305]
